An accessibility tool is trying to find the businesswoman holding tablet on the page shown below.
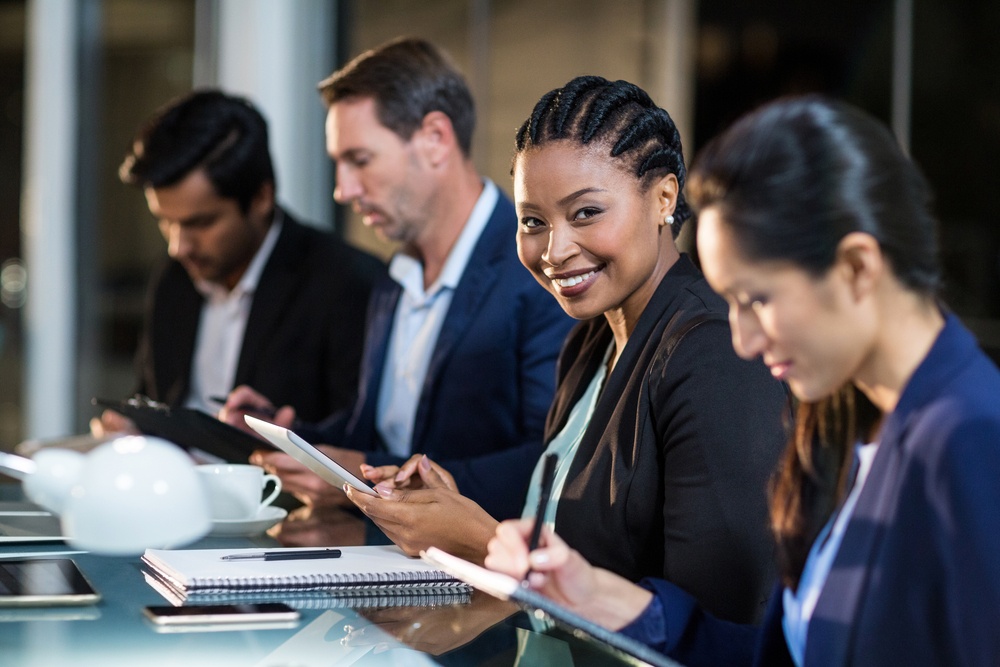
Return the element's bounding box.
[485,97,1000,666]
[349,76,788,625]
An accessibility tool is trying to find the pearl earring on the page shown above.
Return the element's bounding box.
[665,214,675,226]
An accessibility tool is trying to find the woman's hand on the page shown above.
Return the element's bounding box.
[345,456,496,563]
[217,385,296,433]
[361,454,459,492]
[485,519,653,630]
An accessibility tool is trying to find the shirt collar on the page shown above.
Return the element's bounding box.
[388,179,499,301]
[195,208,284,300]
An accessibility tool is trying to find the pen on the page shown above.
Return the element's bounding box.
[208,395,277,419]
[220,548,342,561]
[525,453,558,581]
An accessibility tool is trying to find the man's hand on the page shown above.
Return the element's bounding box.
[217,385,296,434]
[250,445,365,508]
[89,410,140,438]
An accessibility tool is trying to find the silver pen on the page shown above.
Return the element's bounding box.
[220,548,342,562]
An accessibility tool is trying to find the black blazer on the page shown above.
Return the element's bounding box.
[134,210,385,422]
[551,255,788,624]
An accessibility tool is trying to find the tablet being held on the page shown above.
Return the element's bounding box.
[244,416,377,497]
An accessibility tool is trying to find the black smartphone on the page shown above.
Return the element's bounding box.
[142,602,300,626]
[0,558,101,607]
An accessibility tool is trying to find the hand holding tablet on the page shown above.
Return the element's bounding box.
[243,416,378,496]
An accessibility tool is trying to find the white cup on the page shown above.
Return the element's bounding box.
[197,464,282,521]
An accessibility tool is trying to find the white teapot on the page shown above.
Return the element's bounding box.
[20,436,210,555]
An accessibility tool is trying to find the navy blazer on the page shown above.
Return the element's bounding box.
[300,194,575,520]
[135,210,385,422]
[625,313,1000,667]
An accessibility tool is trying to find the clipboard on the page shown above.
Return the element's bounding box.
[91,396,271,463]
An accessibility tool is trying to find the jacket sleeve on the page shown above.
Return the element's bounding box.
[620,577,761,667]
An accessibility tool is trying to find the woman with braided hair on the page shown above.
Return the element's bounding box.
[347,76,787,625]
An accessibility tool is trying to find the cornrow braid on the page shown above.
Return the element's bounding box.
[514,76,689,236]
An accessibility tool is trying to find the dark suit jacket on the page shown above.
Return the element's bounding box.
[299,194,575,520]
[550,255,787,624]
[135,209,385,423]
[624,313,1000,667]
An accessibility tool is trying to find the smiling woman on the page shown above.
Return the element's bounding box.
[503,76,788,624]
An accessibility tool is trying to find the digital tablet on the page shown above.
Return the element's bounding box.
[92,396,271,463]
[0,558,101,607]
[420,547,681,667]
[244,416,377,496]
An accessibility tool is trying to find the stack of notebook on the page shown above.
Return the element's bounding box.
[142,545,472,610]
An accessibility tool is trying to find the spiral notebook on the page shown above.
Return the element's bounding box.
[142,545,471,602]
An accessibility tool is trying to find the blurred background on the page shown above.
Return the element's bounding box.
[0,0,997,450]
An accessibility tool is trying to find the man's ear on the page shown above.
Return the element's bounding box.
[414,111,456,167]
[834,232,884,302]
[249,180,275,224]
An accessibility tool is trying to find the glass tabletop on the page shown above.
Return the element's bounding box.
[0,484,660,667]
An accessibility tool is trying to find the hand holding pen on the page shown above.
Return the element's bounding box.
[524,453,558,583]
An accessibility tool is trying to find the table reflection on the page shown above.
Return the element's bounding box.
[268,504,367,547]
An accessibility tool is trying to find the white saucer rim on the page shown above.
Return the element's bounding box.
[211,505,287,526]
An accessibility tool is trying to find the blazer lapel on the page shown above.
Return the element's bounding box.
[803,432,904,667]
[351,278,402,443]
[153,263,202,406]
[234,217,300,386]
[408,201,507,449]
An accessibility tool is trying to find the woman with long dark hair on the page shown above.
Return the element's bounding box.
[485,96,1000,666]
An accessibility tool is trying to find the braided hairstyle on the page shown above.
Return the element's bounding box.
[514,76,689,237]
[120,89,274,213]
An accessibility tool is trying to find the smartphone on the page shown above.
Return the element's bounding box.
[142,602,300,626]
[0,558,101,607]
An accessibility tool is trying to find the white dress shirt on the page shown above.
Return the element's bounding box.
[375,180,499,457]
[184,213,283,415]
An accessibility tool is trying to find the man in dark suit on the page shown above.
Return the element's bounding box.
[93,90,383,436]
[221,39,573,522]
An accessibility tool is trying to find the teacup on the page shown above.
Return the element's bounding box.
[197,464,282,521]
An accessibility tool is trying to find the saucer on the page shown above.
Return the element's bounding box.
[209,506,288,537]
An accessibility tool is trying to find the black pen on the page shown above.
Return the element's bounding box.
[220,548,342,562]
[208,395,277,419]
[525,453,558,581]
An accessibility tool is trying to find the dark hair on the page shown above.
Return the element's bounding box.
[318,37,476,157]
[120,89,275,213]
[687,95,940,292]
[513,76,690,238]
[687,96,942,588]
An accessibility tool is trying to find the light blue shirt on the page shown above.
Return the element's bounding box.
[782,441,880,667]
[375,180,499,457]
[521,343,613,529]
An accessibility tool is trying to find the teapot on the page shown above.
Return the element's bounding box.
[17,436,210,555]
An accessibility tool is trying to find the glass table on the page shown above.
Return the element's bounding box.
[0,484,659,666]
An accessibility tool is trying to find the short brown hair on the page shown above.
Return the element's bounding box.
[319,37,475,156]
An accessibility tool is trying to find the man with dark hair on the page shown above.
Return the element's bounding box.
[94,89,384,435]
[222,38,573,522]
